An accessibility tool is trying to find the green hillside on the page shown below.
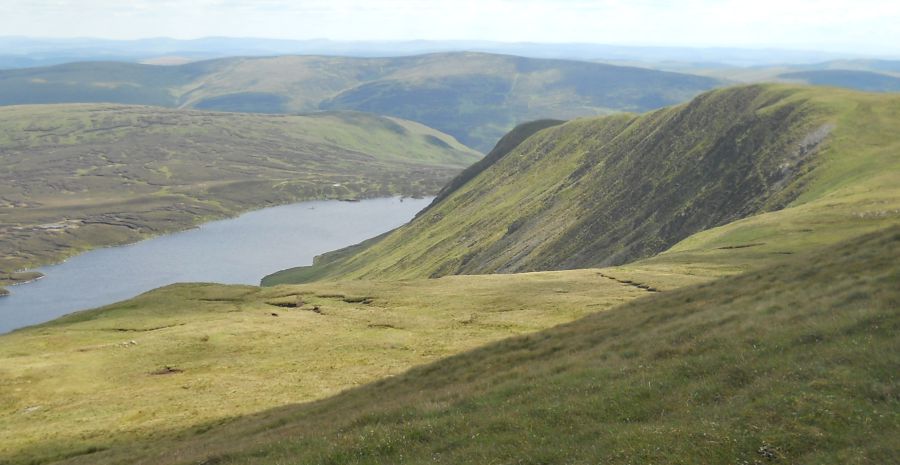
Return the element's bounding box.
[0,53,720,151]
[0,104,479,293]
[1,83,898,464]
[0,266,676,463]
[419,119,566,216]
[265,84,900,285]
[7,223,896,465]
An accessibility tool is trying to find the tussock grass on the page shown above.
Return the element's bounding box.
[41,227,900,465]
[0,269,657,464]
[2,84,898,464]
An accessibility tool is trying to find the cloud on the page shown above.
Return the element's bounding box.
[0,0,897,54]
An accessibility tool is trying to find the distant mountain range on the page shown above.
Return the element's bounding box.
[0,52,720,151]
[4,83,897,465]
[1,36,889,69]
[777,69,900,92]
[632,58,900,90]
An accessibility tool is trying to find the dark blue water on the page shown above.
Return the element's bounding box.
[0,197,431,333]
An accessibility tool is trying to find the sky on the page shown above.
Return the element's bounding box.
[1,0,898,55]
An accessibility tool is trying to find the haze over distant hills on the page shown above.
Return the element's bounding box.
[626,58,900,90]
[0,52,720,151]
[0,36,887,69]
[1,15,899,463]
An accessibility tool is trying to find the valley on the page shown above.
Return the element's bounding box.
[0,2,898,458]
[16,225,893,465]
[0,83,896,464]
[265,84,900,284]
[0,197,433,333]
[0,104,478,296]
[0,53,721,151]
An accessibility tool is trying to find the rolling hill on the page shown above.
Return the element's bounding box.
[0,104,479,294]
[0,37,865,69]
[28,224,896,465]
[0,52,721,151]
[632,59,900,92]
[1,83,898,463]
[265,84,900,285]
[0,265,677,464]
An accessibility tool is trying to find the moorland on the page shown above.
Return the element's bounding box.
[0,53,720,151]
[0,83,897,464]
[0,104,478,294]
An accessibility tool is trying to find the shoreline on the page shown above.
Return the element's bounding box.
[0,272,45,296]
[8,274,45,287]
[0,196,434,333]
[0,194,428,296]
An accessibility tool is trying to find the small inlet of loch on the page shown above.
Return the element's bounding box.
[0,197,432,334]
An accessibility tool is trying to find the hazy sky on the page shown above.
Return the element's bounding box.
[2,0,898,54]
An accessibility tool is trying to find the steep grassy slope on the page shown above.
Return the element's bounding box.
[621,84,900,278]
[0,268,674,464]
[284,119,569,283]
[420,119,565,215]
[2,82,897,463]
[267,84,900,285]
[0,104,479,291]
[33,224,900,465]
[0,53,720,151]
[267,118,566,285]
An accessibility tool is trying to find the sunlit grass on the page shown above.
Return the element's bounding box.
[0,269,662,463]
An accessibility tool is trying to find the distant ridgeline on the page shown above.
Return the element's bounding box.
[0,52,720,151]
[264,84,900,285]
[778,69,900,92]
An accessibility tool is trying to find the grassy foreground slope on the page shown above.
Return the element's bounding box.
[0,104,479,291]
[267,84,900,285]
[46,225,900,465]
[0,268,670,464]
[0,53,720,151]
[1,83,897,463]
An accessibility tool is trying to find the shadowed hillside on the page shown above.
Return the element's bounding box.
[267,84,900,285]
[1,83,898,464]
[40,225,900,465]
[418,119,566,216]
[0,52,721,151]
